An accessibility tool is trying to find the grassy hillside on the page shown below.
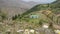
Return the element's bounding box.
[19,0,60,19]
[0,0,60,34]
[13,0,60,28]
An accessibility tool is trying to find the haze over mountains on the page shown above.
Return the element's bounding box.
[0,0,38,18]
[22,0,56,4]
[0,0,56,8]
[0,0,37,8]
[0,0,57,18]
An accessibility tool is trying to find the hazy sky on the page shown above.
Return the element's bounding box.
[22,0,56,3]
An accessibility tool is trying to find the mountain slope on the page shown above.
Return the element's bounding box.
[50,0,60,14]
[0,0,37,18]
[20,0,60,18]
